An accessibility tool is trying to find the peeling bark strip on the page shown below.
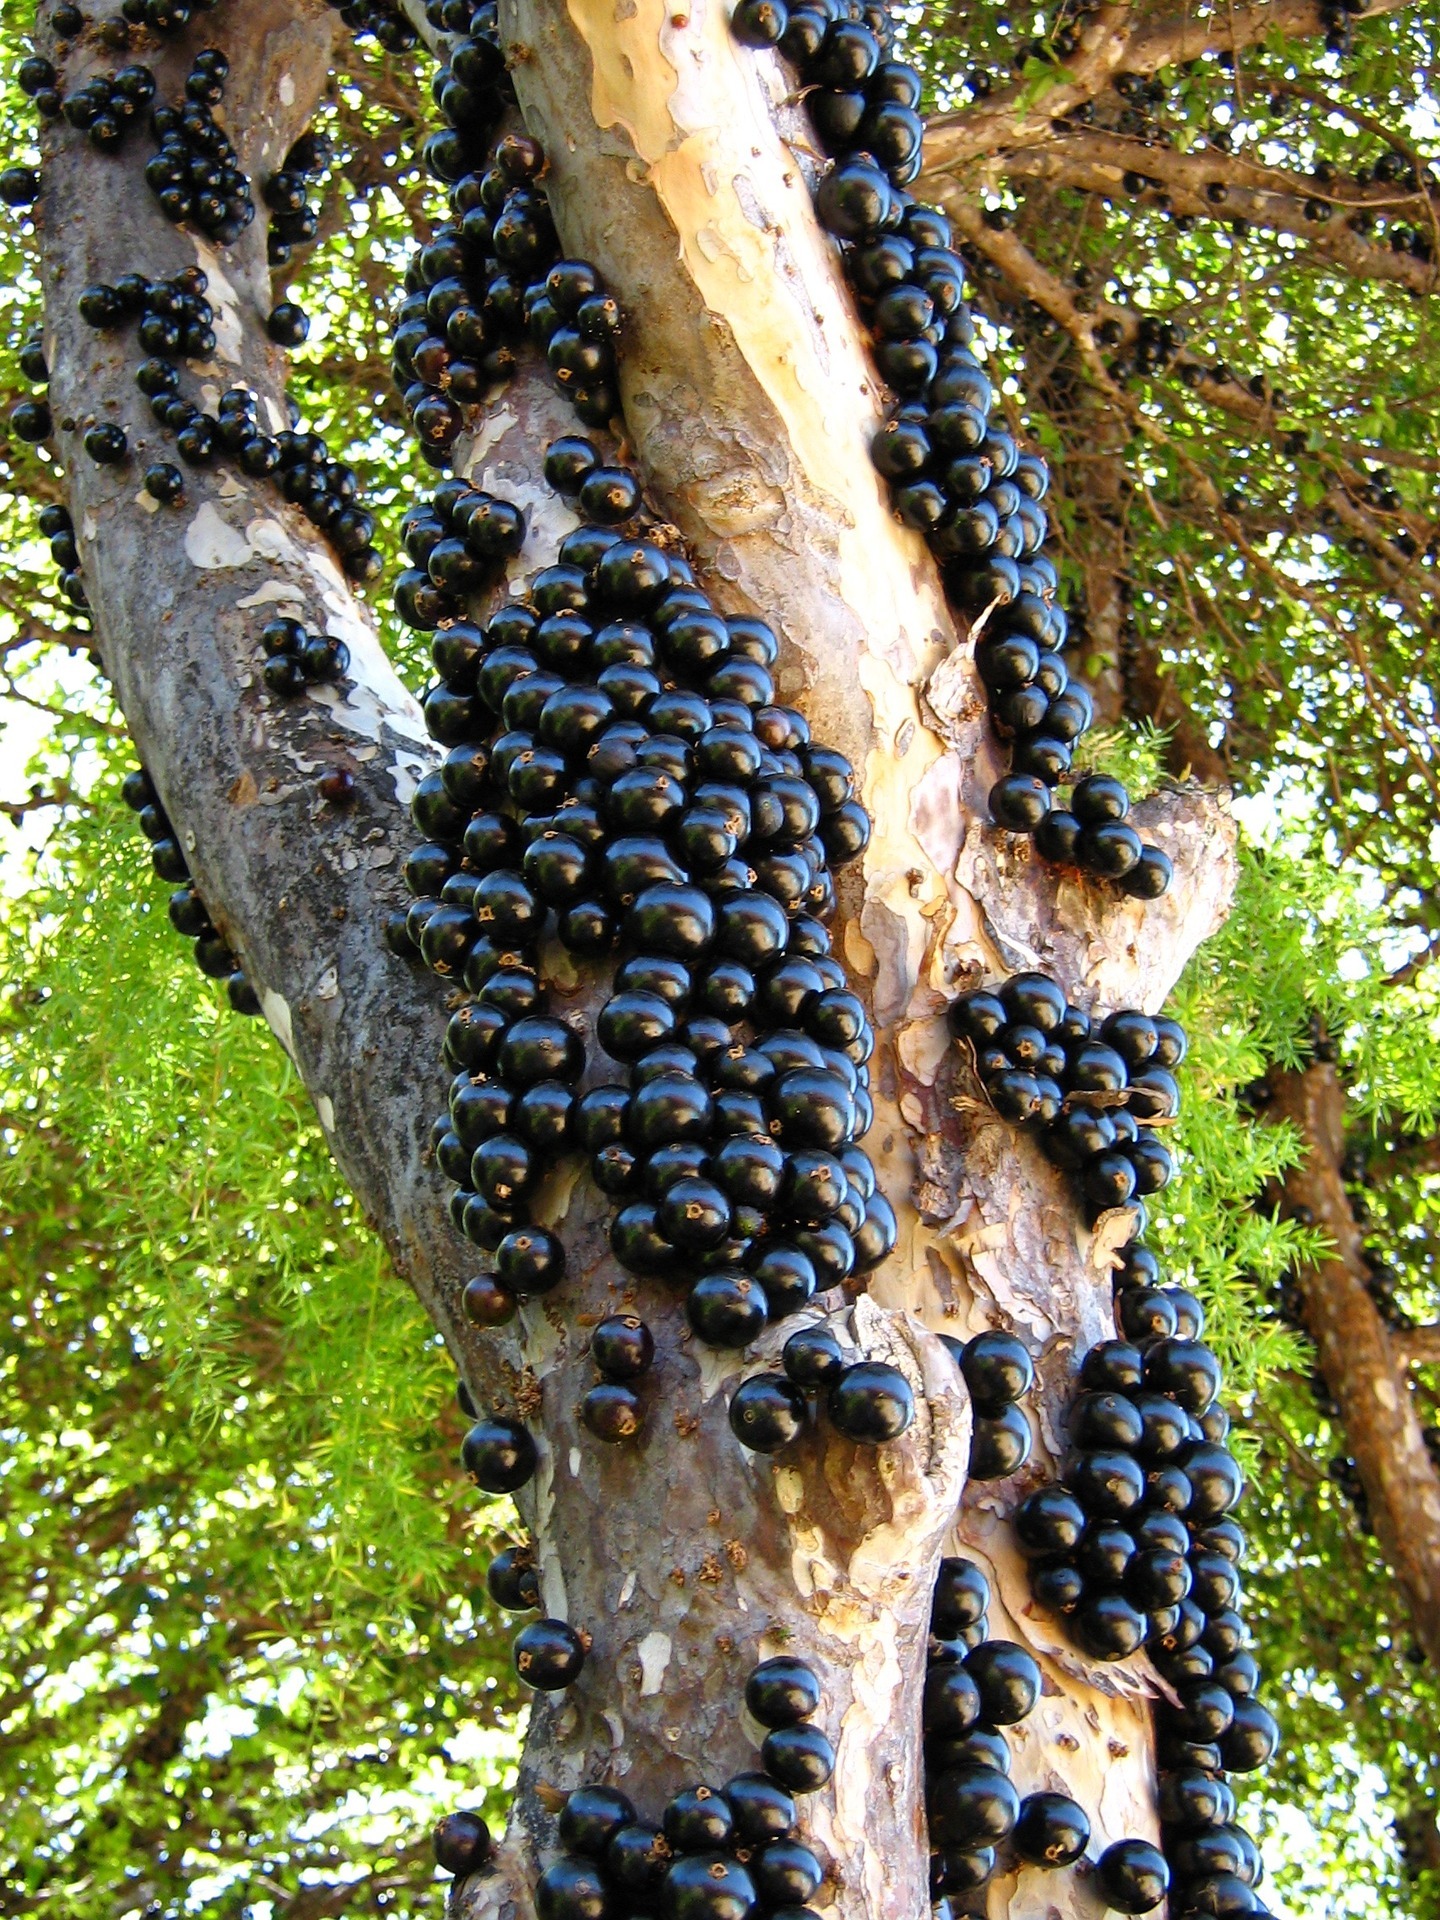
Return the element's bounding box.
[1265,1064,1440,1672]
[30,0,1238,1917]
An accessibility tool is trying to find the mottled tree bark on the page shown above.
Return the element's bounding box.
[1263,1064,1440,1671]
[38,0,1238,1914]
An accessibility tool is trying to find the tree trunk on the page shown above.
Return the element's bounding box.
[38,0,1238,1913]
[1263,1063,1440,1671]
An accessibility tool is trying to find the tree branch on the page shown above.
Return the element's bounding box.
[921,0,1414,177]
[1396,1323,1440,1368]
[0,783,73,823]
[992,131,1437,294]
[1261,1062,1440,1670]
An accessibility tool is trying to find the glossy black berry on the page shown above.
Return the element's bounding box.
[267,300,310,346]
[959,1330,1034,1412]
[462,1415,537,1491]
[827,1360,914,1442]
[661,1853,758,1920]
[761,1722,835,1792]
[83,422,128,464]
[1012,1791,1090,1868]
[730,1372,807,1451]
[486,1546,539,1610]
[433,1808,492,1875]
[1095,1839,1170,1913]
[513,1618,586,1690]
[559,1784,636,1857]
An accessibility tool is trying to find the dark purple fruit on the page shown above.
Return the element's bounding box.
[724,1772,796,1845]
[746,1656,820,1729]
[761,1722,835,1792]
[1095,1839,1169,1913]
[486,1546,539,1610]
[927,1764,1019,1847]
[462,1416,537,1492]
[963,1641,1039,1725]
[559,1784,636,1858]
[931,1557,990,1635]
[661,1852,757,1920]
[730,1372,807,1452]
[513,1618,587,1690]
[1012,1792,1089,1868]
[969,1405,1032,1479]
[592,1314,654,1379]
[663,1783,733,1853]
[1014,1484,1085,1556]
[433,1809,492,1875]
[534,1855,609,1920]
[582,1382,643,1443]
[827,1361,914,1442]
[959,1329,1034,1412]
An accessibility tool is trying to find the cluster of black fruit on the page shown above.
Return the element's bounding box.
[1027,1367,1272,1866]
[925,1553,1052,1899]
[120,0,225,34]
[40,60,158,150]
[1011,1305,1280,1916]
[440,1659,834,1920]
[391,450,908,1459]
[265,128,329,270]
[31,500,89,613]
[257,613,351,698]
[944,959,1278,1910]
[940,1328,1033,1481]
[74,270,383,582]
[10,321,57,459]
[144,48,256,246]
[949,968,1182,1232]
[323,0,420,54]
[368,21,945,1797]
[938,1458,1190,1911]
[921,1549,1181,1914]
[16,50,64,122]
[730,0,1171,898]
[460,1407,588,1691]
[390,130,624,457]
[119,766,260,1015]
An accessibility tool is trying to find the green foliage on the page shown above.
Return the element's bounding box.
[0,777,523,1918]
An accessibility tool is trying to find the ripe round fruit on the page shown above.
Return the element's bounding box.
[558,1783,636,1857]
[1095,1838,1170,1913]
[591,1313,654,1379]
[582,1381,643,1443]
[761,1721,835,1792]
[433,1808,491,1875]
[495,1226,565,1296]
[963,1640,1040,1725]
[730,1372,807,1451]
[959,1329,1034,1412]
[1012,1791,1090,1868]
[661,1852,757,1920]
[534,1854,609,1920]
[461,1415,537,1492]
[486,1547,539,1610]
[513,1617,587,1690]
[746,1655,820,1727]
[267,299,310,346]
[827,1360,914,1443]
[968,1405,1032,1479]
[927,1763,1020,1847]
[932,1557,990,1636]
